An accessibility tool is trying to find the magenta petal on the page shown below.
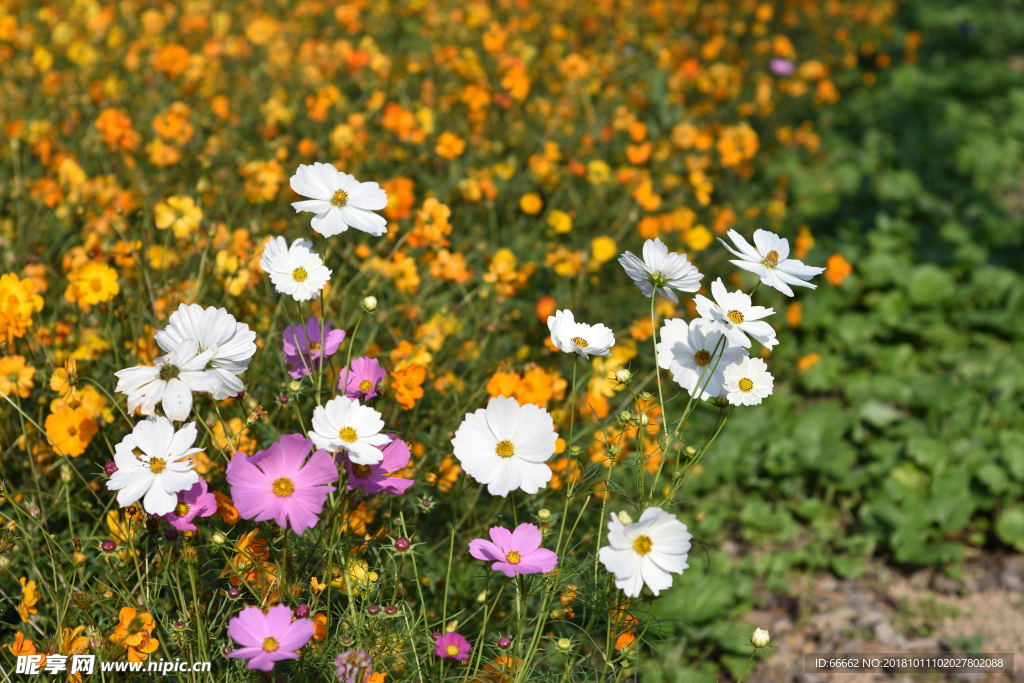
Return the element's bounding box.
[379,437,411,472]
[278,619,315,651]
[488,525,514,552]
[510,523,543,552]
[377,475,414,495]
[492,561,518,578]
[518,548,558,574]
[469,538,504,562]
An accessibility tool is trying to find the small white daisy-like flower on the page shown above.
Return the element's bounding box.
[309,396,390,464]
[289,162,388,237]
[722,357,774,406]
[617,238,703,303]
[155,304,257,399]
[114,342,214,421]
[259,236,332,301]
[451,396,558,497]
[598,507,692,597]
[547,309,615,358]
[720,229,825,297]
[656,318,747,400]
[106,417,201,515]
[695,278,778,349]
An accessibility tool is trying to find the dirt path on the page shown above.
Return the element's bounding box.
[743,555,1024,682]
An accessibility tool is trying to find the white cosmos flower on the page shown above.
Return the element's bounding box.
[695,278,777,349]
[290,162,388,237]
[106,417,201,515]
[259,236,332,301]
[720,229,825,297]
[114,342,214,421]
[154,304,257,399]
[722,357,774,406]
[618,238,703,303]
[598,507,691,598]
[451,396,558,497]
[656,318,747,400]
[547,309,615,358]
[309,396,390,464]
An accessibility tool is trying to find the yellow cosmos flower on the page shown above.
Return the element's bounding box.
[154,195,202,239]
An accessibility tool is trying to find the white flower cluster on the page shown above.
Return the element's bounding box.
[615,228,825,407]
[115,304,257,421]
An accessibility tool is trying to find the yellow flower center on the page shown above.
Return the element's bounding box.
[506,550,522,564]
[339,427,358,443]
[331,189,348,207]
[174,502,190,517]
[359,379,373,391]
[90,278,103,292]
[352,464,372,477]
[149,458,166,474]
[292,267,308,282]
[262,637,279,652]
[738,378,754,392]
[309,341,321,352]
[495,440,515,458]
[570,336,589,349]
[445,645,460,656]
[693,349,711,366]
[760,250,780,268]
[272,477,295,497]
[67,425,79,437]
[727,310,745,324]
[632,535,653,556]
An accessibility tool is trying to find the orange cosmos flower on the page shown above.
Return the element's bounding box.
[44,405,98,457]
[825,253,853,285]
[0,355,35,398]
[0,273,44,343]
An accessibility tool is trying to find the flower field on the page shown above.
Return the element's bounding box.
[2,0,1023,680]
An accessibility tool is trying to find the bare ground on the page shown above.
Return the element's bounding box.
[742,554,1024,682]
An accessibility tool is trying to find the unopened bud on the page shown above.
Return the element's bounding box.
[537,509,552,522]
[362,296,378,312]
[211,532,227,545]
[616,511,633,525]
[614,368,632,384]
[556,637,572,652]
[288,380,302,393]
[751,627,770,648]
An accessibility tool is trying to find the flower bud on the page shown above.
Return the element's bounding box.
[362,296,378,312]
[555,637,572,652]
[293,604,310,619]
[750,627,770,648]
[537,508,552,522]
[638,391,654,401]
[394,537,411,551]
[616,511,633,525]
[211,532,227,545]
[498,636,512,649]
[614,368,632,384]
[568,445,582,457]
[100,540,116,552]
[288,380,302,393]
[476,591,488,603]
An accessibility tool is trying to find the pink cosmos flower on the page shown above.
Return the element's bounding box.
[434,632,471,661]
[227,604,314,672]
[468,523,558,577]
[340,436,414,496]
[226,433,338,535]
[283,317,346,379]
[339,356,387,400]
[155,479,217,531]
